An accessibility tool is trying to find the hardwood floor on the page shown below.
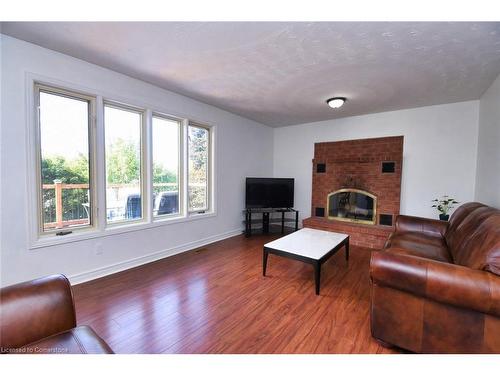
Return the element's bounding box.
[72,232,399,354]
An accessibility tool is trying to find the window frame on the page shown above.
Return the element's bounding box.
[33,83,98,237]
[27,77,217,250]
[151,112,184,220]
[187,121,213,214]
[103,100,148,227]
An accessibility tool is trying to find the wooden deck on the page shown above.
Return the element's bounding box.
[72,232,399,354]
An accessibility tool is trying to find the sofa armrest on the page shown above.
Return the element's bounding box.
[395,215,448,238]
[370,251,500,316]
[0,274,77,350]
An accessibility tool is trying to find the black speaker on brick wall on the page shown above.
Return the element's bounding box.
[382,162,395,173]
[316,163,326,173]
[379,214,393,226]
[315,207,325,217]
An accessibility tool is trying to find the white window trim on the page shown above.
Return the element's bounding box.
[31,82,98,236]
[151,112,184,221]
[187,121,214,214]
[103,100,148,227]
[25,73,217,250]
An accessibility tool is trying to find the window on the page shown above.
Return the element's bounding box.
[104,104,144,223]
[152,115,181,218]
[36,84,95,233]
[188,123,211,212]
[30,81,215,246]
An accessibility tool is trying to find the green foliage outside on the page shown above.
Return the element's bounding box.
[41,155,89,184]
[188,127,209,210]
[153,163,178,195]
[42,138,179,223]
[189,127,208,171]
[41,154,90,223]
[106,138,140,185]
[41,132,209,222]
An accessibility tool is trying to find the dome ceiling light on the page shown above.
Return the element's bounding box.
[326,97,346,109]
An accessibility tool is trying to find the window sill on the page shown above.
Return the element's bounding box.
[29,211,217,250]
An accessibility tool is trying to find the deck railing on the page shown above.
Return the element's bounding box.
[42,181,179,229]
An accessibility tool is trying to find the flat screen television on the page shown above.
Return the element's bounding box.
[245,177,294,209]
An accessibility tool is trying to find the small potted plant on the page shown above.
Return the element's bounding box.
[431,195,459,221]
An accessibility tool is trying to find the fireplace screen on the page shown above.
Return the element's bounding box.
[327,189,376,225]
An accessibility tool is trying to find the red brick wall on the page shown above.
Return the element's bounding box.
[303,217,392,249]
[306,136,403,249]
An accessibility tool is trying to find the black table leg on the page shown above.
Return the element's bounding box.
[263,212,270,234]
[281,211,285,234]
[263,248,269,276]
[245,211,250,237]
[313,261,321,295]
[345,237,349,261]
[295,211,299,231]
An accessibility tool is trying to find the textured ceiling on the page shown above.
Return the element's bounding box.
[3,22,500,127]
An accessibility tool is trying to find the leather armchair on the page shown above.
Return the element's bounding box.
[370,202,500,353]
[0,274,113,354]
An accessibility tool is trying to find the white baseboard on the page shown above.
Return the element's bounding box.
[68,228,243,285]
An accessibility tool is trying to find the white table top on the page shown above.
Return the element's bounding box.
[264,228,348,260]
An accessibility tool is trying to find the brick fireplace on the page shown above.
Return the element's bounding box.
[303,136,403,249]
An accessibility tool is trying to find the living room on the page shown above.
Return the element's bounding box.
[1,1,500,373]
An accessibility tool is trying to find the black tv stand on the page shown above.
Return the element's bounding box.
[244,208,299,237]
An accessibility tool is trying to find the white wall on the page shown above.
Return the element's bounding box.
[0,36,273,287]
[0,33,492,289]
[475,74,500,208]
[273,101,480,221]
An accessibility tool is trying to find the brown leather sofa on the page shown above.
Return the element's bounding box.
[0,274,113,354]
[370,202,500,353]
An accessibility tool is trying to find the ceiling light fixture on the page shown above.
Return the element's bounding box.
[326,97,346,109]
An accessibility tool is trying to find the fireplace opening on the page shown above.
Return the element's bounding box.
[327,189,376,225]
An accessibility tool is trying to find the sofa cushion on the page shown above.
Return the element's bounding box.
[445,202,485,248]
[395,215,447,238]
[452,215,500,276]
[447,206,498,263]
[385,232,451,262]
[385,243,452,263]
[18,326,113,354]
[387,231,446,247]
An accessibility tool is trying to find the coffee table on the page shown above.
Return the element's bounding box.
[263,228,349,295]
